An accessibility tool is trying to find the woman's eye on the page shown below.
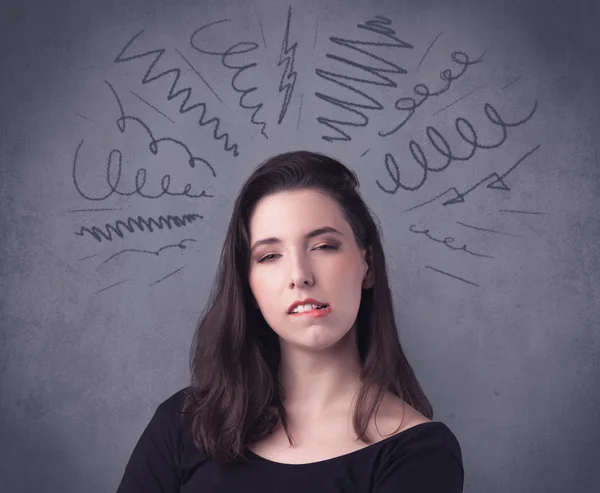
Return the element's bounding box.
[257,244,337,263]
[258,253,279,263]
[316,244,337,251]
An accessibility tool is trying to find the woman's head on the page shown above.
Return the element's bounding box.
[245,155,375,358]
[248,188,371,355]
[183,151,432,462]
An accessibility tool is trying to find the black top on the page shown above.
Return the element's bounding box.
[116,388,464,493]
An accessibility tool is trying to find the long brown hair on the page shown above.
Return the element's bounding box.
[181,151,433,463]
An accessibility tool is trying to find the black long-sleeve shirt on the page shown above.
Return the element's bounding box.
[116,388,464,492]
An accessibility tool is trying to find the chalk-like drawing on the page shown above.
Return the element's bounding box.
[314,14,413,142]
[149,265,187,287]
[129,89,176,123]
[379,50,485,137]
[409,224,495,258]
[400,145,541,211]
[101,238,198,265]
[425,265,480,287]
[114,30,240,156]
[456,221,521,238]
[75,213,203,243]
[502,76,523,90]
[376,101,538,194]
[499,209,546,215]
[190,20,268,139]
[95,279,129,294]
[277,6,298,125]
[416,32,443,72]
[72,81,214,202]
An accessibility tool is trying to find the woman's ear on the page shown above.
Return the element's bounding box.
[362,246,375,289]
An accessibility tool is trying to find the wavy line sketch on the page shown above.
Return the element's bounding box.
[378,50,486,137]
[114,30,240,156]
[377,102,538,195]
[75,213,203,243]
[106,80,216,177]
[314,14,413,142]
[190,19,269,138]
[277,6,298,125]
[101,238,198,265]
[409,224,495,258]
[72,82,216,203]
[399,145,541,212]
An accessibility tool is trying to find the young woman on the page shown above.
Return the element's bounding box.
[116,151,464,492]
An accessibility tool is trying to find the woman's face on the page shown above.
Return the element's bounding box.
[248,188,372,352]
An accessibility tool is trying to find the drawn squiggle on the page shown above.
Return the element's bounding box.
[377,101,538,194]
[409,224,494,258]
[106,80,216,177]
[75,213,203,242]
[114,30,239,156]
[277,6,298,124]
[315,15,413,142]
[101,238,198,265]
[72,81,215,202]
[379,50,485,137]
[190,19,268,138]
[397,144,541,211]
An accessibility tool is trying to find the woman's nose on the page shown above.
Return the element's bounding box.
[289,256,314,288]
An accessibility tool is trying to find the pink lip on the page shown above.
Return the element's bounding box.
[289,306,332,318]
[287,298,328,314]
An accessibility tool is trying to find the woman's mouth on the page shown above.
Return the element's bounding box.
[289,305,331,318]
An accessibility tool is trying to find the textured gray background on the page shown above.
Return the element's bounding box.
[1,0,599,491]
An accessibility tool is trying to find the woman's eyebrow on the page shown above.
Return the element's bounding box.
[250,226,343,253]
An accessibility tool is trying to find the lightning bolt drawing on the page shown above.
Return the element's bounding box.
[277,6,298,125]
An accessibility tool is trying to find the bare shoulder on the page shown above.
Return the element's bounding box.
[373,392,432,439]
